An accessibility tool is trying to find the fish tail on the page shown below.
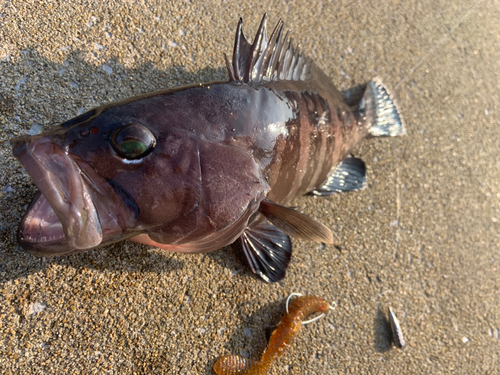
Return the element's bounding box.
[357,77,406,137]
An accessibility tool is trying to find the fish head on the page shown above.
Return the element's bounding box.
[10,100,206,256]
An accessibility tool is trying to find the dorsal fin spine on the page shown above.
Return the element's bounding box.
[262,19,283,81]
[247,14,268,82]
[286,40,296,80]
[293,53,303,81]
[280,34,292,80]
[275,30,289,81]
[300,55,309,81]
[233,18,252,81]
[232,19,243,81]
[265,23,284,81]
[224,53,235,81]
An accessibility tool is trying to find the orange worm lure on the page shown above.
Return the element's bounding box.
[213,294,332,375]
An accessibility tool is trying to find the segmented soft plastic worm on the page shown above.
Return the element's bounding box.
[213,295,331,375]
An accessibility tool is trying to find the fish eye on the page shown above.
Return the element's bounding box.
[111,124,156,160]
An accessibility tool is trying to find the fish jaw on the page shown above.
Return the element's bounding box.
[11,136,135,256]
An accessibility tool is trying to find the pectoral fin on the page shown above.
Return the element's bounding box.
[310,156,366,196]
[259,199,333,244]
[240,220,292,283]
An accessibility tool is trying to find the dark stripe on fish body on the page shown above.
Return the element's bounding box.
[296,91,324,194]
[263,89,322,204]
[263,84,358,205]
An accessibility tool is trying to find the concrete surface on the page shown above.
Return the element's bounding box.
[1,0,499,374]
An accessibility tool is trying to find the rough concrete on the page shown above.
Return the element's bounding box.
[1,0,499,373]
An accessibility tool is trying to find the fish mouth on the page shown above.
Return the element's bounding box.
[11,136,135,256]
[12,136,103,255]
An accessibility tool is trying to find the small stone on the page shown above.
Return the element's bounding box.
[28,302,47,315]
[102,65,113,75]
[27,124,43,135]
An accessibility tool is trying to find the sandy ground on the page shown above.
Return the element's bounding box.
[1,0,499,374]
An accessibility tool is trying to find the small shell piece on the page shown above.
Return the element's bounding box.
[388,306,405,348]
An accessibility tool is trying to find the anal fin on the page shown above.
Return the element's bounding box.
[311,157,366,196]
[240,221,292,283]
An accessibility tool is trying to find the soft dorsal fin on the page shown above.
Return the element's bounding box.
[225,14,312,83]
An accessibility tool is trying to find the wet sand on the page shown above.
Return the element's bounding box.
[1,0,499,373]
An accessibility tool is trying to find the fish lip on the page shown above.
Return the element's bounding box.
[12,136,103,254]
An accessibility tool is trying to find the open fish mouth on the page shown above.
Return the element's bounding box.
[12,136,104,255]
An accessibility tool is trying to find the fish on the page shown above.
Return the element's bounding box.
[10,14,405,283]
[213,294,332,375]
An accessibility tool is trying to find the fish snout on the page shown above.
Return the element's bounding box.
[12,136,104,255]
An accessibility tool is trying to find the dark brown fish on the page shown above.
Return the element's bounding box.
[10,15,405,282]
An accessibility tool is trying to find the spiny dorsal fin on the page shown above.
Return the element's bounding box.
[226,14,312,83]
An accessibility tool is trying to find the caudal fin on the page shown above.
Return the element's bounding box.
[361,78,406,137]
